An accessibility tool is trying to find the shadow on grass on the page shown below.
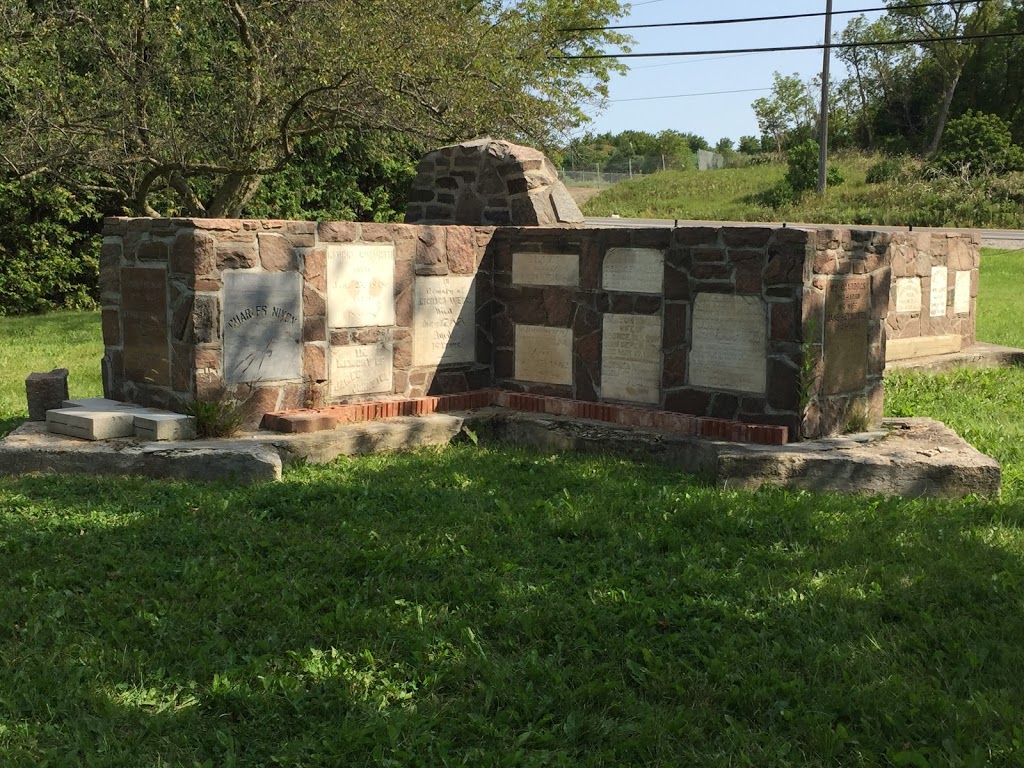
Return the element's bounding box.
[0,415,24,439]
[1,446,1023,766]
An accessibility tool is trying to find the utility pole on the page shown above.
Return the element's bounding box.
[817,0,834,196]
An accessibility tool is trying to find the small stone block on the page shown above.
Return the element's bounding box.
[26,369,70,421]
[134,414,197,442]
[46,409,136,441]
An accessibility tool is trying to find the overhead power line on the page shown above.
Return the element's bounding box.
[563,0,997,33]
[609,86,772,103]
[553,30,1024,60]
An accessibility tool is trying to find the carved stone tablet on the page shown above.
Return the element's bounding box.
[602,248,664,294]
[601,314,662,403]
[121,268,170,385]
[330,344,393,397]
[954,270,971,315]
[327,244,396,327]
[688,294,767,394]
[223,272,302,384]
[515,325,573,384]
[822,277,869,395]
[895,277,922,313]
[413,276,476,367]
[512,253,579,287]
[930,266,948,317]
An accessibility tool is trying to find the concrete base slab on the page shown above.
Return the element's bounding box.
[46,408,137,440]
[135,414,197,441]
[886,342,1024,373]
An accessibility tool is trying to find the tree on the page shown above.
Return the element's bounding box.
[737,135,760,154]
[751,72,817,152]
[1,0,629,217]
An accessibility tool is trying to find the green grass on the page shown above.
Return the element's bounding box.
[0,310,103,436]
[1,256,1024,765]
[584,153,1024,229]
[977,248,1024,348]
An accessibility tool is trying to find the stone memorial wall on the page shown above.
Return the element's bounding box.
[99,217,978,441]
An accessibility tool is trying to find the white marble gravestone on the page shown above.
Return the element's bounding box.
[954,271,971,315]
[895,277,922,313]
[512,253,579,287]
[326,244,396,328]
[688,293,767,394]
[223,272,303,383]
[413,276,476,367]
[515,325,573,384]
[602,248,664,294]
[329,344,393,397]
[601,314,662,403]
[930,266,948,317]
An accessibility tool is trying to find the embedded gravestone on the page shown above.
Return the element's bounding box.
[512,253,579,287]
[822,277,869,395]
[954,271,971,315]
[602,248,664,294]
[930,266,948,317]
[601,314,662,403]
[326,244,396,328]
[895,277,922,313]
[223,272,302,384]
[514,325,573,384]
[330,344,393,397]
[688,294,767,394]
[121,268,171,385]
[413,276,476,367]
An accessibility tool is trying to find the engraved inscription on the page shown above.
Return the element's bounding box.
[515,325,573,385]
[326,244,396,328]
[895,277,922,313]
[602,248,664,294]
[930,266,948,317]
[223,272,303,384]
[512,253,579,287]
[822,277,869,395]
[601,314,662,403]
[954,270,971,315]
[330,344,393,397]
[413,276,476,367]
[688,294,767,394]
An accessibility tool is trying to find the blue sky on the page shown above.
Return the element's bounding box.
[584,0,886,145]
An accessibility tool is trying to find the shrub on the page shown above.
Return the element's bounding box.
[785,140,845,195]
[866,157,903,184]
[935,111,1024,176]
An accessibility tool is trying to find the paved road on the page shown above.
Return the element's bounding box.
[585,216,1024,252]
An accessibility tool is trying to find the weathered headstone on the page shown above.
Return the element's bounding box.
[330,344,394,397]
[895,277,922,313]
[601,314,662,403]
[930,266,948,317]
[688,294,767,394]
[954,271,971,315]
[512,253,579,287]
[822,277,869,395]
[25,368,70,421]
[326,244,396,328]
[602,248,664,294]
[412,276,476,367]
[514,325,573,384]
[223,272,303,384]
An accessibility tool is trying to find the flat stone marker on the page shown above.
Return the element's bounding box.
[514,325,573,385]
[121,268,170,385]
[954,270,971,315]
[46,408,136,441]
[601,314,662,403]
[895,277,922,313]
[223,272,303,384]
[413,276,476,367]
[512,253,579,287]
[134,413,196,441]
[822,277,869,395]
[330,344,393,397]
[326,244,396,328]
[930,266,948,317]
[602,248,664,294]
[688,294,767,394]
[25,368,69,421]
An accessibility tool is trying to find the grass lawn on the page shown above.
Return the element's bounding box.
[1,252,1023,765]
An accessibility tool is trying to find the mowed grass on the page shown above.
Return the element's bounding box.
[1,254,1024,765]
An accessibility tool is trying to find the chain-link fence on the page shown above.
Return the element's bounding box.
[559,153,726,185]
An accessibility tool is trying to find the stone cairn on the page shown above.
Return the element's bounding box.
[405,139,584,227]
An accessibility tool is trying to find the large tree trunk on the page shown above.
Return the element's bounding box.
[926,72,962,157]
[206,172,264,218]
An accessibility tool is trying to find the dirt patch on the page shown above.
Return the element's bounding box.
[565,186,604,208]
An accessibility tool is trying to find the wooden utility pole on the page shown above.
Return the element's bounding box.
[817,0,834,196]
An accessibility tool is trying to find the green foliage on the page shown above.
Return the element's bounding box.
[184,394,246,439]
[737,135,761,155]
[935,110,1024,175]
[865,157,904,184]
[0,178,102,315]
[561,129,704,173]
[785,140,844,195]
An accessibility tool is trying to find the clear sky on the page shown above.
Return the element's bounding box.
[584,0,886,145]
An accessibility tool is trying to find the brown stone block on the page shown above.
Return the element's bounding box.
[123,219,151,261]
[709,393,739,419]
[723,227,773,249]
[329,329,351,346]
[303,344,326,382]
[303,315,326,342]
[663,349,687,388]
[395,286,413,328]
[171,293,195,342]
[121,267,168,312]
[25,369,70,421]
[171,341,193,393]
[99,241,123,301]
[102,309,121,347]
[609,294,635,313]
[193,294,220,343]
[630,229,671,249]
[764,251,804,285]
[194,278,220,292]
[664,388,712,416]
[766,358,800,410]
[580,240,601,289]
[673,226,719,247]
[303,284,326,320]
[194,218,243,232]
[318,221,357,243]
[258,233,297,271]
[393,337,413,370]
[415,226,447,274]
[572,303,600,337]
[543,289,573,325]
[360,223,394,243]
[195,347,220,372]
[354,328,384,344]
[663,303,688,348]
[692,247,725,263]
[304,249,327,292]
[217,244,258,270]
[664,265,691,301]
[692,264,732,281]
[771,302,796,341]
[734,261,762,294]
[813,249,840,275]
[137,239,169,262]
[575,330,600,365]
[446,227,477,274]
